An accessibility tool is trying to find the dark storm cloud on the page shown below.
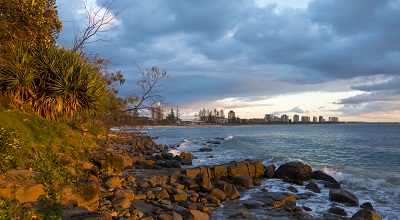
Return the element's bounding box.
[56,0,400,115]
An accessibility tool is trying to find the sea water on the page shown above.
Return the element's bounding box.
[144,124,400,219]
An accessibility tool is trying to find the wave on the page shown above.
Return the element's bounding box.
[225,135,234,140]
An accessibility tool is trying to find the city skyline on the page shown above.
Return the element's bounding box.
[56,0,400,123]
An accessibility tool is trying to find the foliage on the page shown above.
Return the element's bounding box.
[0,0,63,66]
[0,106,95,218]
[197,108,225,124]
[0,45,109,121]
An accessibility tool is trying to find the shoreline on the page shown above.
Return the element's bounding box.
[59,131,383,219]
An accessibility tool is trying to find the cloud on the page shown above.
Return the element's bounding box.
[289,106,306,113]
[55,0,400,121]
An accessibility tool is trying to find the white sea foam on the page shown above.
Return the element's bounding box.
[225,135,234,140]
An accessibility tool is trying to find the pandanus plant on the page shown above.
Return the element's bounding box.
[1,45,109,121]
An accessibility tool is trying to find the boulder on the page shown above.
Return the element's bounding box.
[15,183,45,203]
[172,193,188,202]
[360,202,375,211]
[264,164,276,178]
[211,165,228,180]
[264,192,296,208]
[329,189,359,206]
[233,176,254,189]
[199,148,213,152]
[0,182,15,200]
[114,188,135,200]
[112,196,131,209]
[228,161,249,177]
[305,181,321,193]
[329,206,347,216]
[180,158,192,165]
[76,180,100,211]
[222,183,240,200]
[62,206,112,220]
[274,161,312,181]
[312,170,340,188]
[211,188,226,201]
[189,210,210,220]
[351,209,382,220]
[60,185,78,205]
[195,173,213,192]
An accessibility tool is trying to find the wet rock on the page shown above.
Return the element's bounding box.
[360,202,375,211]
[287,186,299,193]
[264,192,296,208]
[274,161,312,182]
[243,201,263,209]
[329,206,348,216]
[233,176,254,189]
[180,152,196,159]
[264,164,276,178]
[312,170,341,189]
[351,209,382,220]
[229,211,258,219]
[329,189,359,206]
[161,152,174,160]
[199,147,213,152]
[305,181,321,193]
[180,158,192,165]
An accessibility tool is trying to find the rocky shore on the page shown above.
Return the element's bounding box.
[0,132,382,219]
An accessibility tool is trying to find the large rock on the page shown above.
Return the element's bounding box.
[264,192,296,208]
[329,189,359,206]
[189,210,210,220]
[60,185,78,205]
[233,176,254,189]
[211,165,228,180]
[274,161,312,181]
[228,160,265,178]
[264,164,276,178]
[195,173,213,192]
[305,181,321,193]
[312,170,340,188]
[76,180,100,211]
[15,183,45,203]
[351,209,382,220]
[222,183,240,200]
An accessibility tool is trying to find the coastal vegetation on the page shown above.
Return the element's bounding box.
[0,0,168,218]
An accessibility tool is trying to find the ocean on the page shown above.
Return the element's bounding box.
[143,124,400,219]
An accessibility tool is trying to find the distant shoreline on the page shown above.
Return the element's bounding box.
[117,122,400,131]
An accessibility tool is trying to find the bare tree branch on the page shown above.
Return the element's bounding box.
[124,65,169,112]
[73,0,130,52]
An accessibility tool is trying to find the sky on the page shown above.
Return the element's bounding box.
[56,0,400,122]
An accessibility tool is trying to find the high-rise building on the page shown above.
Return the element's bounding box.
[151,103,164,123]
[313,116,318,123]
[329,117,339,122]
[301,116,311,122]
[293,114,300,122]
[228,110,235,123]
[281,114,289,123]
[319,116,324,123]
[264,114,274,122]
